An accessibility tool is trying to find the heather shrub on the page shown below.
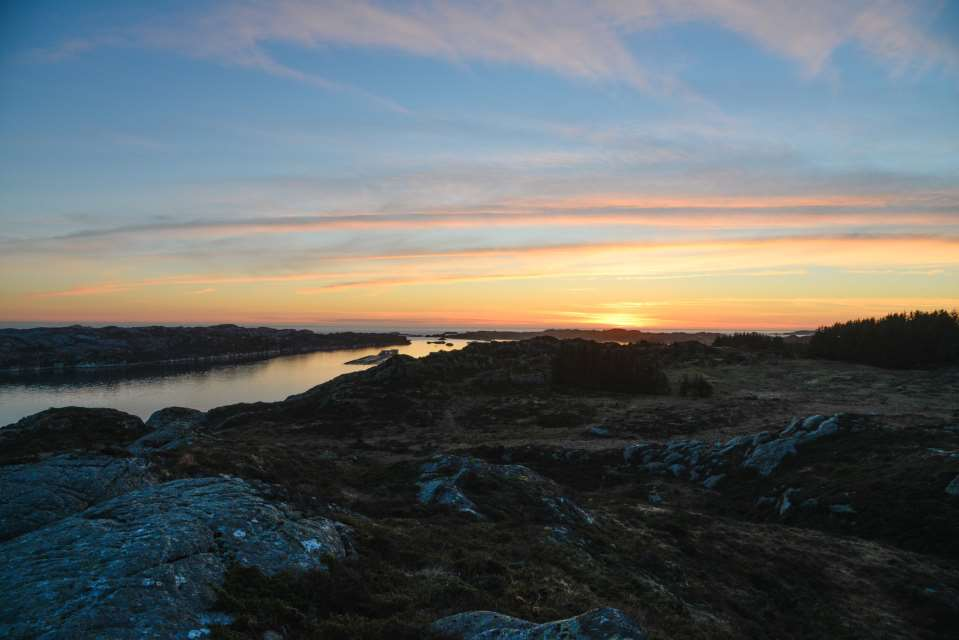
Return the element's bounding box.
[552,340,671,394]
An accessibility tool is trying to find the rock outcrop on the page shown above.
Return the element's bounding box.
[432,607,648,639]
[128,406,206,455]
[624,414,860,484]
[0,407,149,463]
[417,455,594,526]
[742,415,840,476]
[947,475,959,497]
[0,453,152,541]
[0,476,351,640]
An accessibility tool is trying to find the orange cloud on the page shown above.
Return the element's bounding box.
[504,194,905,209]
[37,193,958,244]
[555,297,959,330]
[29,233,959,299]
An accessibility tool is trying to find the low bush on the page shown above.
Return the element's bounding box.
[678,373,713,398]
[712,332,804,357]
[552,340,671,395]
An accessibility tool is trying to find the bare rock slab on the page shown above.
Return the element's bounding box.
[417,454,594,526]
[0,476,351,640]
[128,406,206,455]
[0,453,152,541]
[432,607,648,639]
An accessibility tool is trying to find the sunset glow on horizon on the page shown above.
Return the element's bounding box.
[2,1,957,331]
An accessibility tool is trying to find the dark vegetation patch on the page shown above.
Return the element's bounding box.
[460,396,550,430]
[210,516,636,640]
[211,498,959,640]
[537,407,594,429]
[0,407,147,464]
[713,332,807,357]
[808,309,959,369]
[615,396,789,439]
[696,420,959,559]
[464,444,623,492]
[677,373,714,398]
[552,339,671,395]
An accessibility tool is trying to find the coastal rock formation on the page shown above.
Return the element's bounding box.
[624,413,857,482]
[432,607,648,639]
[741,415,840,476]
[0,476,351,640]
[0,324,410,371]
[128,406,206,455]
[417,455,595,525]
[0,454,152,541]
[0,407,149,463]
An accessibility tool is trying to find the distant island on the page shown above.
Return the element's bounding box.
[437,328,808,344]
[0,325,410,372]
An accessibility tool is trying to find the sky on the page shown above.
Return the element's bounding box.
[1,0,957,331]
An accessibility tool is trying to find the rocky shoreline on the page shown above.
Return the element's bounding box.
[0,325,410,373]
[1,338,957,639]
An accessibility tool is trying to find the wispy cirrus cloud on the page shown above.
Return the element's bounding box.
[27,0,957,103]
[650,0,959,76]
[6,191,956,252]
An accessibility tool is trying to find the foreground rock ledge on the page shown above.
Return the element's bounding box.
[432,607,648,639]
[0,453,152,541]
[0,476,351,640]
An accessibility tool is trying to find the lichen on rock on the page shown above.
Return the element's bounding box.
[0,476,351,640]
[432,607,648,639]
[416,454,594,525]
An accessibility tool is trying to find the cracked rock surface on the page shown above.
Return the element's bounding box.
[0,453,152,541]
[128,406,206,455]
[624,413,862,484]
[0,476,351,640]
[432,607,648,639]
[417,454,595,526]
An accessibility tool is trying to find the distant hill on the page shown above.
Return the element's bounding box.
[0,324,409,371]
[439,328,721,344]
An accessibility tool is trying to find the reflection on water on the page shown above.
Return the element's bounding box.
[0,338,466,425]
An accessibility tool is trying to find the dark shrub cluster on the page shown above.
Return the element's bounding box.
[552,340,671,394]
[808,309,959,369]
[212,561,449,640]
[678,373,713,398]
[713,332,804,356]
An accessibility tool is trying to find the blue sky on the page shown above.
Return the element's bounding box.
[1,1,957,329]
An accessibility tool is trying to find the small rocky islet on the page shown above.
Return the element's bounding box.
[1,337,958,639]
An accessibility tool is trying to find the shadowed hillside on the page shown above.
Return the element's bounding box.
[0,325,409,371]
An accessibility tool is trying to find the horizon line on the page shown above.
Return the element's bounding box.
[0,320,828,334]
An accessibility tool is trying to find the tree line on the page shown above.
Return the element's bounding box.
[807,309,959,369]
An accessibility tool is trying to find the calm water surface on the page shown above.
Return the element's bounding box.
[0,337,466,425]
